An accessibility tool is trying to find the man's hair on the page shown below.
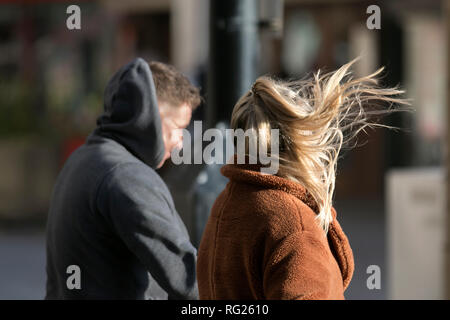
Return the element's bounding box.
[150,61,201,110]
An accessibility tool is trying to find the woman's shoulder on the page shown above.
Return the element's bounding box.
[229,181,321,235]
[220,163,324,234]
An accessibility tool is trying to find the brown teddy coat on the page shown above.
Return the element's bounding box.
[197,162,355,300]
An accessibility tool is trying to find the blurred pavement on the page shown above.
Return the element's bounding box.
[0,230,46,300]
[0,199,386,300]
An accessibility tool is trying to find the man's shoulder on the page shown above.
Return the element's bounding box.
[98,161,171,204]
[107,162,162,184]
[81,137,161,184]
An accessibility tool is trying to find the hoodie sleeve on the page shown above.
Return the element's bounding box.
[96,162,199,300]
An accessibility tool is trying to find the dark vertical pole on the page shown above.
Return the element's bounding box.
[379,15,412,168]
[446,0,450,301]
[207,0,260,128]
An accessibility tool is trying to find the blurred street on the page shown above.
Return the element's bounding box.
[0,230,45,299]
[0,0,447,300]
[0,199,386,300]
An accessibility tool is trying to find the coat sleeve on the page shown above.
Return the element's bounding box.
[262,230,334,300]
[96,163,198,300]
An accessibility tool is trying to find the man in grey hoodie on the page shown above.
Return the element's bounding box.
[45,58,201,299]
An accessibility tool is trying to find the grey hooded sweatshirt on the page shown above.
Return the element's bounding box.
[45,58,198,300]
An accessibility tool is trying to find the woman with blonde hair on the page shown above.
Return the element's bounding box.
[197,59,409,300]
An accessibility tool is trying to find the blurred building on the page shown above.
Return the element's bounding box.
[0,0,447,299]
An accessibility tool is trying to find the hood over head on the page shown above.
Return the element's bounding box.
[93,57,165,169]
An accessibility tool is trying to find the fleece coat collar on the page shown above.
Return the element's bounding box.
[220,162,354,291]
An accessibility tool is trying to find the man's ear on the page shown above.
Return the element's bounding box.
[157,100,167,115]
[158,100,178,119]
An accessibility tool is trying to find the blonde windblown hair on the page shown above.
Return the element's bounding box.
[230,59,410,235]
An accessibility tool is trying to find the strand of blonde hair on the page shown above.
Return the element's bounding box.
[231,58,412,234]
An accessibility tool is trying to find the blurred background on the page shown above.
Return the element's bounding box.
[0,0,447,299]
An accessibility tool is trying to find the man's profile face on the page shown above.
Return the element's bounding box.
[157,101,192,168]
